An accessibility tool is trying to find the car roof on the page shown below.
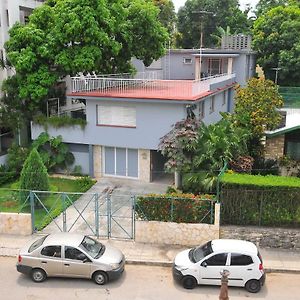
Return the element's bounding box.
[43,233,85,247]
[211,239,257,255]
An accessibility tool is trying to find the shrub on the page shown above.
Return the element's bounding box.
[136,192,215,224]
[33,115,86,130]
[7,143,29,174]
[19,148,49,192]
[0,165,17,186]
[220,173,300,227]
[74,176,95,191]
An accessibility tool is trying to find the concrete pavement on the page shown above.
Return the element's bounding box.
[1,233,300,274]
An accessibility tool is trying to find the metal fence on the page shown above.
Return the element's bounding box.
[220,188,300,227]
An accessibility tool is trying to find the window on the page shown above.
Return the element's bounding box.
[97,104,136,127]
[223,91,227,106]
[205,253,228,266]
[183,58,192,64]
[230,253,253,266]
[41,246,61,258]
[199,101,205,119]
[29,236,47,253]
[286,142,300,161]
[65,246,88,261]
[208,58,223,75]
[209,96,215,114]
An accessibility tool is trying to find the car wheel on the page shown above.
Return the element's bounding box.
[245,279,261,293]
[182,275,197,289]
[93,271,108,285]
[31,268,47,283]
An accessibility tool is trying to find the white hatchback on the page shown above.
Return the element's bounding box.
[173,239,265,293]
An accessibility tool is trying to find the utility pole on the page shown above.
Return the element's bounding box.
[271,67,282,85]
[192,10,215,80]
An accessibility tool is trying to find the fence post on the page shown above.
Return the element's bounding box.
[171,198,174,222]
[62,193,67,232]
[95,193,99,238]
[217,161,228,202]
[107,195,111,238]
[30,191,35,234]
[131,196,135,239]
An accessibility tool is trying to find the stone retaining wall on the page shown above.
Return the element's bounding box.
[0,213,32,235]
[220,225,300,251]
[135,203,220,246]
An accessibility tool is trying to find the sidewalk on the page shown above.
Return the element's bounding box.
[1,234,300,273]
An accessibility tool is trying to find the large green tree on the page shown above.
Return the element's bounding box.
[255,0,290,17]
[176,0,250,48]
[1,0,168,128]
[252,3,300,85]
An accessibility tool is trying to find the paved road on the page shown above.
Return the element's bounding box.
[2,257,300,300]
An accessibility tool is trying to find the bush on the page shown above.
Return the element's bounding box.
[220,173,300,227]
[136,193,215,224]
[7,143,29,174]
[33,115,87,130]
[19,148,49,192]
[0,165,17,186]
[74,176,95,191]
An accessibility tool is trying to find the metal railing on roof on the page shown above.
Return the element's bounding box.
[71,72,236,98]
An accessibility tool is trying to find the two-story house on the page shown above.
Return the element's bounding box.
[31,36,256,182]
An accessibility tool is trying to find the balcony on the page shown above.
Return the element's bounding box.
[70,72,236,101]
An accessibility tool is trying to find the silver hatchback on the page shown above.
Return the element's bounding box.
[16,233,125,285]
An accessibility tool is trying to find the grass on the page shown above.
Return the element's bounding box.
[0,176,96,230]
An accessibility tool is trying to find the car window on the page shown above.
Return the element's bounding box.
[205,253,227,266]
[65,246,88,261]
[190,241,213,263]
[79,236,105,259]
[230,253,253,266]
[28,236,48,253]
[41,246,61,258]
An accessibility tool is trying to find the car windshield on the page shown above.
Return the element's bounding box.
[28,236,48,253]
[79,236,105,259]
[189,241,213,263]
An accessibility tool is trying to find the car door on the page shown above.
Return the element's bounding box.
[39,245,63,276]
[62,246,91,278]
[198,253,229,286]
[227,252,255,286]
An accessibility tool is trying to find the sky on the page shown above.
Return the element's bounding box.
[172,0,260,12]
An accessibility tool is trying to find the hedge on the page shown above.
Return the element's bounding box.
[220,173,300,227]
[135,193,215,224]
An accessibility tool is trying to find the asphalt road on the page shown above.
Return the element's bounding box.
[1,257,300,300]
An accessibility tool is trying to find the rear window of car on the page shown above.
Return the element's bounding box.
[29,236,48,253]
[230,253,253,266]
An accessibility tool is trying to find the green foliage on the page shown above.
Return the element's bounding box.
[33,114,86,129]
[176,0,250,48]
[19,148,49,191]
[255,0,291,17]
[221,173,300,226]
[0,165,17,186]
[74,176,95,191]
[136,193,215,223]
[2,0,168,126]
[252,4,300,85]
[32,132,75,172]
[234,78,283,137]
[7,143,30,174]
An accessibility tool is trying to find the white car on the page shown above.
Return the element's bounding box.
[173,239,265,293]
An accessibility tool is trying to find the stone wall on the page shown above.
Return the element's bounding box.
[220,225,300,251]
[0,213,32,235]
[135,203,220,246]
[265,135,285,159]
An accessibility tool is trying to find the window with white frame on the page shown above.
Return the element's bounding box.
[97,104,136,127]
[183,57,192,64]
[223,91,227,106]
[199,101,205,119]
[209,96,215,114]
[208,58,223,75]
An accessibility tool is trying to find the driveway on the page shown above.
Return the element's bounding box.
[41,178,169,238]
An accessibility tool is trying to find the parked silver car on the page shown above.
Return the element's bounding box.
[16,233,125,285]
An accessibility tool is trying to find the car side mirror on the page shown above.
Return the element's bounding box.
[201,261,207,268]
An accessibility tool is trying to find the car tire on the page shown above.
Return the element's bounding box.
[245,279,261,293]
[182,275,197,289]
[31,268,47,283]
[93,271,108,285]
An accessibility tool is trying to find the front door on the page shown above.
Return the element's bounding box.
[199,253,229,286]
[39,245,63,276]
[62,246,91,278]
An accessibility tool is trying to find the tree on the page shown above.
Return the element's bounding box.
[255,0,290,17]
[252,4,300,85]
[176,0,250,48]
[233,78,283,158]
[19,148,49,192]
[1,0,168,128]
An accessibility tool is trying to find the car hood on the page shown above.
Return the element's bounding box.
[174,249,193,268]
[96,245,124,264]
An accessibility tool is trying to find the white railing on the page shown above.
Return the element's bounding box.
[71,72,236,98]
